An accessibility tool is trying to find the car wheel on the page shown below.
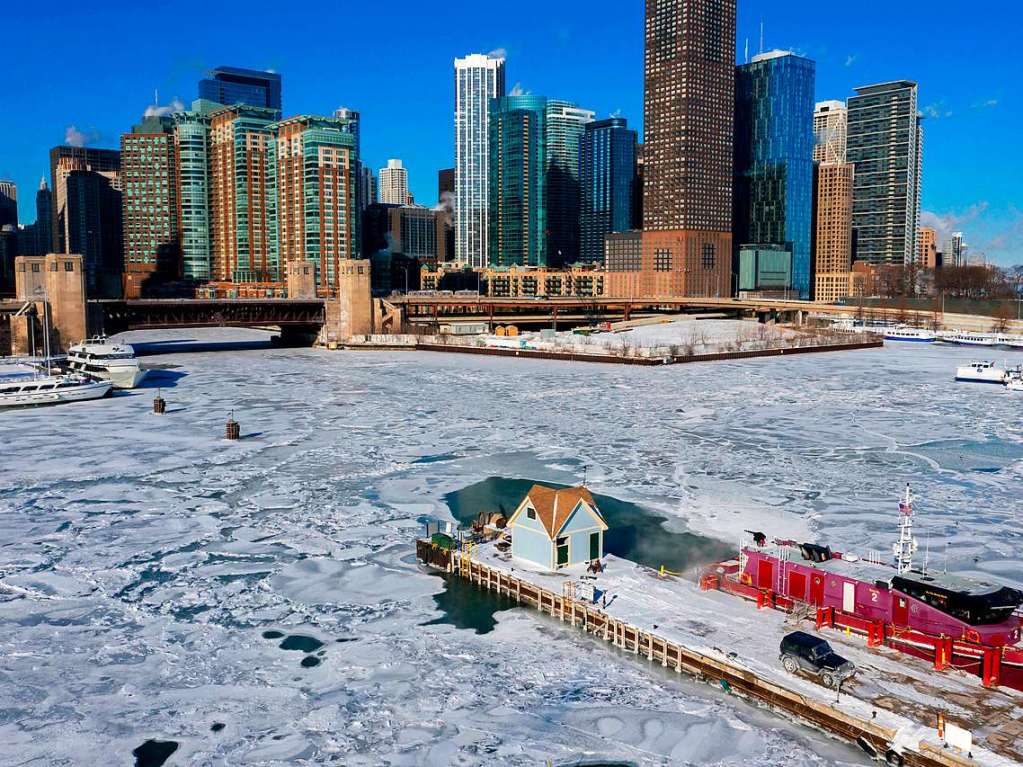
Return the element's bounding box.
[782,655,798,673]
[821,672,836,688]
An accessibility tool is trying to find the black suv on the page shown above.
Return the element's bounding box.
[779,631,856,688]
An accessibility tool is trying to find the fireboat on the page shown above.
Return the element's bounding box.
[702,487,1023,691]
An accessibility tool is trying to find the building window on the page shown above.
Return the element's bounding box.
[654,248,672,272]
[702,244,715,270]
[527,508,536,520]
[65,261,74,272]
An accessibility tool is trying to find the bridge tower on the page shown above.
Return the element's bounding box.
[322,259,373,342]
[10,254,87,354]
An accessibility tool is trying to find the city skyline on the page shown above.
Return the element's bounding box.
[1,0,1019,265]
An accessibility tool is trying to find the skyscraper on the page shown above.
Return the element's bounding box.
[489,95,547,267]
[378,159,408,205]
[918,226,938,268]
[0,180,16,229]
[454,53,506,267]
[334,107,369,230]
[544,100,594,266]
[273,115,358,290]
[49,146,122,296]
[813,101,847,164]
[198,66,282,111]
[811,100,855,302]
[173,99,220,283]
[121,115,179,297]
[49,146,120,256]
[579,118,637,264]
[733,50,816,298]
[437,168,455,262]
[947,232,965,267]
[35,178,52,255]
[640,0,735,297]
[208,104,280,283]
[847,81,922,265]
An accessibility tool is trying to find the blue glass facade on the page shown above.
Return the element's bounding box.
[733,52,815,298]
[579,118,636,264]
[198,66,282,111]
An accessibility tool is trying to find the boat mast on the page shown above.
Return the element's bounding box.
[893,485,918,574]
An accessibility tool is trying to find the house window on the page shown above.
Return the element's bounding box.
[556,536,569,567]
[527,508,535,520]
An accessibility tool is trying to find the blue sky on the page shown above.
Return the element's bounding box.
[3,0,1019,264]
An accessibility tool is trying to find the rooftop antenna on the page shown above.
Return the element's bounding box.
[893,485,918,574]
[582,464,588,487]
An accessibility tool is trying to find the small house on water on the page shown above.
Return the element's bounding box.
[507,484,608,570]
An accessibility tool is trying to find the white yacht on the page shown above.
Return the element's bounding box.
[0,373,112,407]
[995,334,1023,349]
[940,331,996,347]
[954,361,1007,384]
[66,338,146,389]
[883,326,936,343]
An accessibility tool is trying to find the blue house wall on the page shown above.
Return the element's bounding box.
[560,505,603,566]
[510,504,553,568]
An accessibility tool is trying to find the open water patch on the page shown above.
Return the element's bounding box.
[133,739,178,767]
[278,635,324,653]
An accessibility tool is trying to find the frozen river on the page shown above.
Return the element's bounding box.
[1,330,1021,765]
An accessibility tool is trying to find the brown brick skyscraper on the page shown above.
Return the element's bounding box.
[641,0,734,297]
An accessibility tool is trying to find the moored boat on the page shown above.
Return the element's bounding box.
[0,373,112,407]
[66,337,146,389]
[955,360,1007,384]
[883,326,936,343]
[940,331,996,347]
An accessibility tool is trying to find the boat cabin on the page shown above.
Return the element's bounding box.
[507,484,608,570]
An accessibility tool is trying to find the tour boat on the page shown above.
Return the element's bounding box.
[995,335,1023,349]
[1005,367,1023,392]
[955,360,1007,384]
[941,331,996,347]
[66,337,146,389]
[0,373,112,407]
[883,326,936,343]
[703,488,1023,691]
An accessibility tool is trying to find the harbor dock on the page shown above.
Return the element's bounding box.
[417,538,1022,767]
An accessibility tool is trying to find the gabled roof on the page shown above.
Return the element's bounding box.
[511,484,607,538]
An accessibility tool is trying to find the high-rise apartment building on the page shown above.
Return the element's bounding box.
[811,100,855,302]
[579,118,637,264]
[50,146,120,255]
[847,81,922,265]
[947,232,965,267]
[489,95,547,267]
[378,159,408,206]
[199,66,282,111]
[437,168,455,261]
[454,53,506,266]
[208,104,280,283]
[35,178,52,255]
[121,115,179,297]
[733,51,816,299]
[49,146,122,296]
[173,99,221,282]
[0,181,16,229]
[813,101,847,164]
[273,114,358,291]
[918,225,938,268]
[639,0,735,297]
[544,100,594,266]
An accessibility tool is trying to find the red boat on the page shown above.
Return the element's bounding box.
[703,488,1023,691]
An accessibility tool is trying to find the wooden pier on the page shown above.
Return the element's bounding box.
[420,541,984,767]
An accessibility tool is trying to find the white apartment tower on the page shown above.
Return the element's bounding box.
[454,53,506,267]
[813,100,847,164]
[378,159,408,205]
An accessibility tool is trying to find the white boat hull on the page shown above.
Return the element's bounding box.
[0,380,112,407]
[955,368,1006,384]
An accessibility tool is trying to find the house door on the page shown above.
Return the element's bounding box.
[556,537,569,567]
[589,532,600,561]
[810,574,825,606]
[788,572,807,601]
[757,559,774,590]
[893,595,910,626]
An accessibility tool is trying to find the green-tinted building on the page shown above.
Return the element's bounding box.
[489,95,547,267]
[488,95,593,267]
[172,99,221,284]
[738,244,792,292]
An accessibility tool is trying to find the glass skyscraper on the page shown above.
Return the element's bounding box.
[846,81,921,265]
[543,100,594,267]
[198,66,282,111]
[579,117,636,264]
[733,50,815,298]
[454,53,505,267]
[488,95,547,267]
